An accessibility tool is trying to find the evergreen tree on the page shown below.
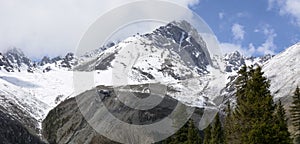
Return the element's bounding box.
[224,102,239,144]
[273,100,292,144]
[229,66,290,143]
[170,123,188,144]
[235,65,249,106]
[158,119,202,144]
[203,124,212,144]
[243,66,276,143]
[231,65,253,143]
[290,86,300,143]
[157,121,188,144]
[210,113,224,144]
[187,120,202,144]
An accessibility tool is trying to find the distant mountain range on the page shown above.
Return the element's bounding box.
[0,20,299,144]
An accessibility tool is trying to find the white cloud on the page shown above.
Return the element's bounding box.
[0,0,200,58]
[236,12,249,18]
[248,43,256,54]
[231,23,245,40]
[220,43,244,55]
[268,0,300,26]
[218,12,225,20]
[220,43,255,57]
[256,25,277,55]
[221,25,277,56]
[178,0,200,6]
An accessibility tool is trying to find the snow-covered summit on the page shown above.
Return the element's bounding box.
[73,20,226,107]
[0,47,33,72]
[146,20,212,73]
[263,43,300,100]
[223,50,274,74]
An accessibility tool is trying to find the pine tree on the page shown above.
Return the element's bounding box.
[273,100,292,144]
[243,66,276,143]
[171,123,188,144]
[290,86,300,143]
[187,120,202,144]
[224,102,239,144]
[229,66,291,143]
[158,119,202,144]
[203,124,212,144]
[210,113,224,144]
[235,65,248,106]
[231,65,252,143]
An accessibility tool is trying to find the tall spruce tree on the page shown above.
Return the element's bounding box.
[229,66,290,143]
[158,119,202,144]
[203,124,212,144]
[245,66,276,143]
[273,100,292,144]
[231,65,252,143]
[224,102,239,144]
[187,120,202,144]
[290,86,300,143]
[210,113,224,144]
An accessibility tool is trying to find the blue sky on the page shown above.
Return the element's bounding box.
[190,0,300,56]
[0,0,299,58]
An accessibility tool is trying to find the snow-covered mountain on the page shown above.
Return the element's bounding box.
[0,48,33,72]
[263,43,300,102]
[0,20,299,143]
[74,20,225,108]
[0,50,79,142]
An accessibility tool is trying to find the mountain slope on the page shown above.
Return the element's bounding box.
[0,107,45,144]
[75,21,225,108]
[263,43,300,102]
[0,20,299,144]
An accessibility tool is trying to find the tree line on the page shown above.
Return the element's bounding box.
[158,65,300,144]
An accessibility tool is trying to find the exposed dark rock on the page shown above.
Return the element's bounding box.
[43,66,51,73]
[145,20,212,74]
[40,56,52,66]
[224,51,245,73]
[42,95,119,144]
[0,107,45,144]
[61,53,78,69]
[42,85,196,144]
[95,53,115,70]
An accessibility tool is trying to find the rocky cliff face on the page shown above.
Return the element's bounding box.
[42,84,203,144]
[145,21,212,74]
[0,106,45,144]
[42,96,117,144]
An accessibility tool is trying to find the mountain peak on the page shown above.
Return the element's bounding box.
[169,20,195,34]
[3,47,32,69]
[143,20,212,73]
[5,47,25,57]
[225,51,242,58]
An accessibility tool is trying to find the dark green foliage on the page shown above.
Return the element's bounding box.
[226,65,291,144]
[203,113,224,144]
[158,119,202,144]
[235,65,249,106]
[224,102,239,144]
[210,113,224,144]
[203,124,212,144]
[171,123,189,144]
[273,100,292,144]
[187,120,202,144]
[290,86,300,143]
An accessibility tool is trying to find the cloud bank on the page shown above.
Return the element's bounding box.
[0,0,200,59]
[268,0,300,26]
[221,24,277,56]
